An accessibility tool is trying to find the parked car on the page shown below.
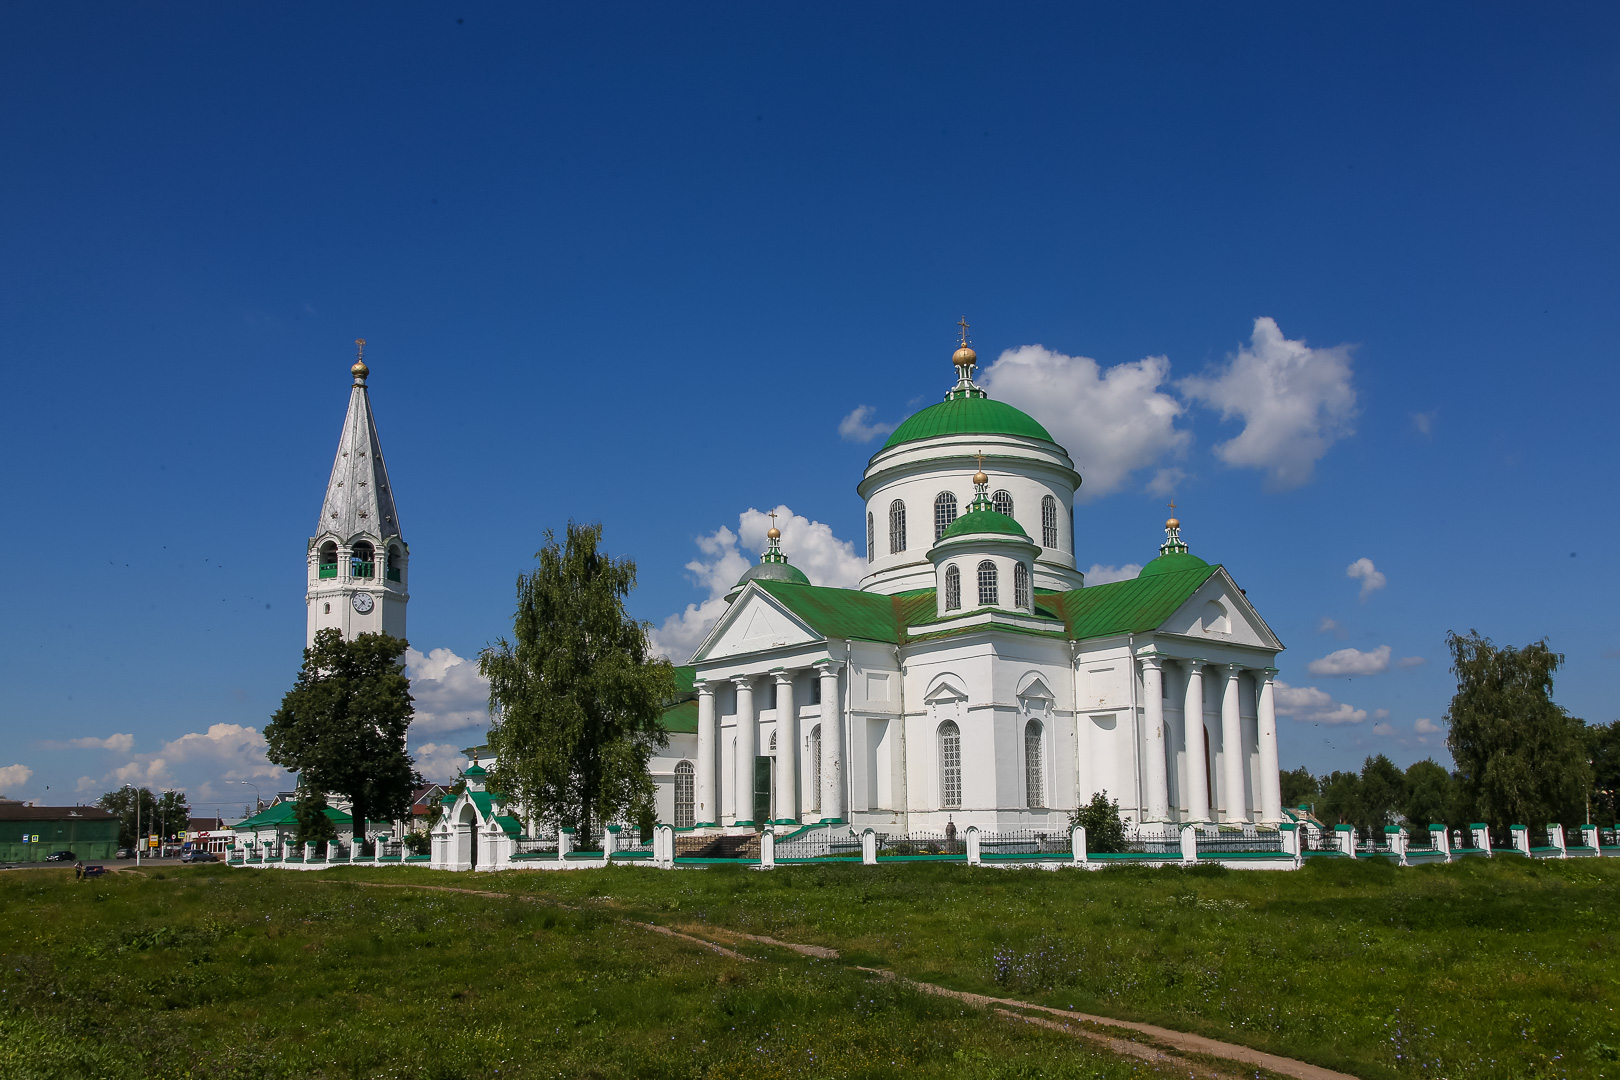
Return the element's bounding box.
[114,848,135,859]
[44,850,76,862]
[180,850,218,863]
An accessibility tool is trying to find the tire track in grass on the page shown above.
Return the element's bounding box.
[318,877,1357,1079]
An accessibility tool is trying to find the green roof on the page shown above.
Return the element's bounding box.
[881,393,1054,450]
[937,508,1030,542]
[661,698,698,734]
[1139,551,1210,578]
[672,665,695,695]
[233,801,352,831]
[755,580,907,643]
[736,561,810,588]
[1049,564,1220,638]
[463,765,488,778]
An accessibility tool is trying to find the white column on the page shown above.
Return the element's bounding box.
[1255,669,1283,823]
[1219,664,1247,823]
[819,663,846,823]
[775,671,798,824]
[1183,660,1211,822]
[1140,656,1170,821]
[695,684,717,827]
[734,677,758,827]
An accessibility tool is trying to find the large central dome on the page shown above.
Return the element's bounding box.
[881,393,1054,450]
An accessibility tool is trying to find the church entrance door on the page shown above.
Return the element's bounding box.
[753,756,772,829]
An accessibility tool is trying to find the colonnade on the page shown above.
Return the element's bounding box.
[1138,654,1281,824]
[694,662,844,829]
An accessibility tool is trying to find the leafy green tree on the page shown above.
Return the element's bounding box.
[1401,759,1456,829]
[1279,766,1318,810]
[1445,630,1591,839]
[1070,790,1127,853]
[1355,754,1407,835]
[1587,721,1620,825]
[293,788,339,846]
[97,787,190,849]
[265,628,418,846]
[480,522,676,839]
[1317,770,1361,826]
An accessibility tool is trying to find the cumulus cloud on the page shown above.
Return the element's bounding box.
[411,741,473,783]
[1307,644,1392,677]
[838,405,897,443]
[1273,681,1368,725]
[39,733,135,752]
[1085,563,1143,585]
[649,505,864,663]
[1396,655,1426,669]
[1373,708,1391,719]
[1316,617,1349,640]
[0,764,33,793]
[1145,469,1187,497]
[1346,557,1386,600]
[1178,317,1357,490]
[1415,717,1442,735]
[1373,722,1395,736]
[80,724,287,804]
[406,647,491,736]
[980,346,1190,500]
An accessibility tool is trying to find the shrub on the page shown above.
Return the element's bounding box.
[1070,790,1126,853]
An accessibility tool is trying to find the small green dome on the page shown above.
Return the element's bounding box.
[463,765,488,778]
[736,561,811,588]
[937,508,1030,543]
[882,394,1054,450]
[1138,551,1210,578]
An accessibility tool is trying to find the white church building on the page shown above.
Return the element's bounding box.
[650,334,1287,835]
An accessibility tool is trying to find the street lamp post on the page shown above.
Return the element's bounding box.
[123,784,140,868]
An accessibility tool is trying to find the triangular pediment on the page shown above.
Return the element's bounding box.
[692,586,823,662]
[1157,568,1283,650]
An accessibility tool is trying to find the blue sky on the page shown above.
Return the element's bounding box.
[3,5,1617,816]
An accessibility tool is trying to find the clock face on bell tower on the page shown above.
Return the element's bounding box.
[306,341,408,648]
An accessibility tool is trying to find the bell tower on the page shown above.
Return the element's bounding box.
[306,340,408,646]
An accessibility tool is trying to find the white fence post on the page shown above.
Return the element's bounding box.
[1471,823,1492,855]
[1511,824,1530,856]
[966,826,981,866]
[1180,825,1198,864]
[1336,825,1356,857]
[656,824,674,868]
[1279,822,1300,865]
[761,826,775,870]
[1388,826,1407,866]
[1583,824,1601,854]
[558,827,574,864]
[861,828,877,865]
[1431,824,1450,862]
[1071,824,1087,867]
[1549,824,1566,858]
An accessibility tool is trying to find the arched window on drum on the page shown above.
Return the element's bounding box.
[1041,495,1058,549]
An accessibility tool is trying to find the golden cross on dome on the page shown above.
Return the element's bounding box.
[767,509,778,529]
[957,317,971,346]
[975,452,985,472]
[355,338,366,361]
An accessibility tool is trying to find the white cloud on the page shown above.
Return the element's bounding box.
[410,741,472,783]
[1178,317,1357,490]
[1397,655,1426,669]
[649,505,864,663]
[0,764,33,793]
[1373,722,1395,736]
[1145,468,1186,497]
[1373,708,1391,719]
[1273,681,1368,725]
[980,346,1190,500]
[1085,563,1142,585]
[39,733,135,752]
[1346,557,1386,600]
[405,647,491,736]
[1415,717,1442,735]
[82,723,288,805]
[1317,617,1349,640]
[1307,644,1392,676]
[838,405,896,443]
[1411,411,1435,437]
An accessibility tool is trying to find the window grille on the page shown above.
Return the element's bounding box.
[674,761,695,828]
[934,492,958,541]
[1014,563,1030,609]
[810,726,822,812]
[939,721,962,808]
[810,676,821,705]
[977,561,998,606]
[866,512,874,563]
[991,490,1014,517]
[888,500,907,554]
[1042,496,1058,549]
[1024,721,1044,807]
[944,565,961,610]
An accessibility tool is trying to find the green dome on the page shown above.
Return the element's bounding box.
[882,393,1054,450]
[735,561,811,588]
[937,508,1030,543]
[1138,552,1210,578]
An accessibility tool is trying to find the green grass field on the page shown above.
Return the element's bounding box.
[2,856,1614,1079]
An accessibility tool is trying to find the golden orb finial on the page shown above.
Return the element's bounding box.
[973,451,989,487]
[953,317,976,368]
[767,526,780,540]
[1166,517,1180,530]
[351,338,369,381]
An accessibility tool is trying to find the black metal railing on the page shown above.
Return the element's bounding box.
[1304,830,1344,853]
[979,830,1067,857]
[1125,829,1183,857]
[774,830,860,861]
[876,832,965,857]
[1193,828,1284,855]
[513,837,559,858]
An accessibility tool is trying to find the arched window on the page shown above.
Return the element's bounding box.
[1014,562,1030,610]
[939,720,962,809]
[809,725,822,813]
[944,565,961,610]
[386,544,402,582]
[991,490,1014,517]
[768,730,777,753]
[977,561,998,607]
[1024,720,1044,807]
[674,761,695,828]
[1202,600,1230,634]
[888,500,907,554]
[351,541,375,579]
[1041,496,1058,549]
[933,492,958,541]
[318,541,338,579]
[866,512,874,563]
